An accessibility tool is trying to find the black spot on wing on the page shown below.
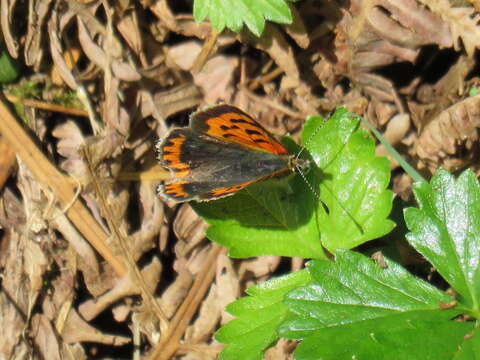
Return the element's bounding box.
[230,118,251,124]
[245,129,262,136]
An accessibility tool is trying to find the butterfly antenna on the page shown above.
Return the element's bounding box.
[295,115,364,235]
[296,163,320,201]
[295,119,324,161]
[295,116,327,200]
[322,183,364,235]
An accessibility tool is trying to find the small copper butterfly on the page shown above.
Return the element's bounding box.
[156,104,310,202]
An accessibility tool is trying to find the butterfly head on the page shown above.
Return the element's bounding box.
[289,154,321,201]
[290,156,310,174]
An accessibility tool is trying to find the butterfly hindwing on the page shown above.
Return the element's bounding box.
[190,104,289,155]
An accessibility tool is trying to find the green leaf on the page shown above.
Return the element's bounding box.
[453,328,480,359]
[405,169,480,310]
[469,87,479,97]
[193,108,394,258]
[0,48,20,83]
[216,269,311,359]
[303,109,395,251]
[280,250,472,360]
[291,312,472,360]
[193,163,324,258]
[193,0,292,36]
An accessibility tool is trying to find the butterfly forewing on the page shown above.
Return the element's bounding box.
[190,104,289,155]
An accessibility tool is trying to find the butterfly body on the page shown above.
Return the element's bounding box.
[156,105,307,202]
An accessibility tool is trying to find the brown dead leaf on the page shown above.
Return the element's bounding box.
[0,188,25,230]
[79,257,161,321]
[1,0,19,57]
[167,41,238,103]
[24,0,51,69]
[186,254,238,343]
[16,158,49,235]
[103,76,130,136]
[238,256,281,280]
[351,73,399,103]
[132,308,161,345]
[158,269,194,318]
[77,17,141,82]
[70,1,122,57]
[284,4,310,49]
[112,302,132,322]
[51,47,82,86]
[129,182,165,260]
[62,308,130,345]
[149,0,217,41]
[186,284,221,344]
[383,113,411,145]
[48,8,79,90]
[31,314,62,360]
[52,121,88,180]
[265,338,296,359]
[139,84,202,121]
[415,56,475,130]
[420,56,474,102]
[50,211,101,276]
[422,0,480,56]
[393,172,413,201]
[367,100,397,127]
[215,255,239,324]
[61,343,88,360]
[332,0,457,104]
[81,262,117,298]
[24,240,48,311]
[195,54,238,103]
[376,113,411,169]
[149,245,223,360]
[242,23,300,82]
[116,8,146,65]
[416,93,480,172]
[167,41,202,70]
[175,244,212,277]
[174,204,208,257]
[345,0,452,73]
[0,231,29,358]
[368,0,452,47]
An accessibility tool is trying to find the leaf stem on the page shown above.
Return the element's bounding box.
[361,117,425,183]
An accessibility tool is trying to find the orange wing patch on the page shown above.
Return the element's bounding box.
[157,133,190,178]
[191,105,289,155]
[205,182,252,199]
[160,182,189,199]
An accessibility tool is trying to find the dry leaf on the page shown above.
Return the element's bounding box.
[416,94,480,171]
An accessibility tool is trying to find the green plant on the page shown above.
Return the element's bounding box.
[193,109,393,258]
[192,109,479,359]
[0,47,20,83]
[193,0,297,36]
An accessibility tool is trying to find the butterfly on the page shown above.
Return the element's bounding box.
[155,104,310,202]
